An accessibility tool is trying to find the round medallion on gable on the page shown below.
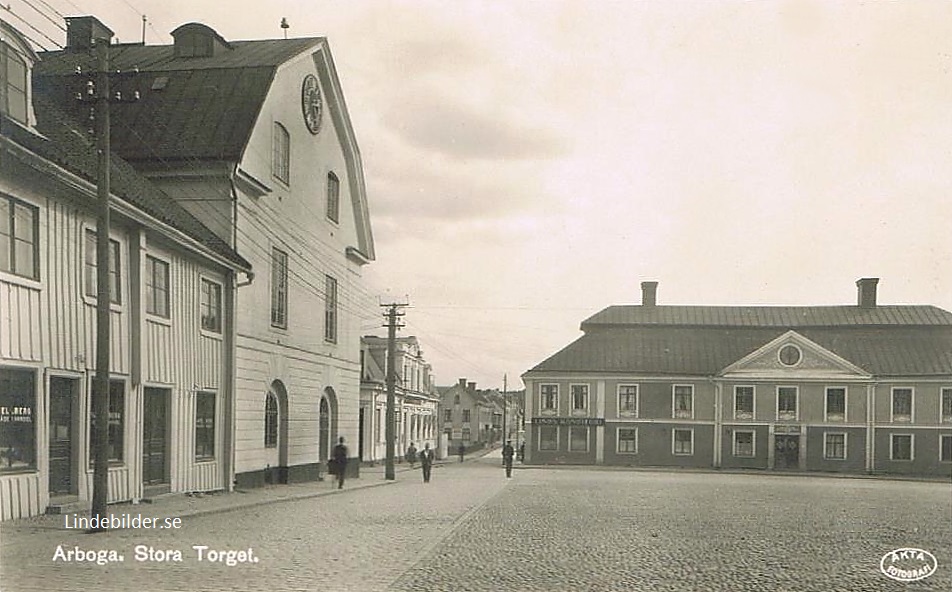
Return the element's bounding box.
[301,74,323,134]
[778,344,802,367]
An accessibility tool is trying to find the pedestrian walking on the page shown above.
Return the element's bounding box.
[519,441,525,463]
[405,442,418,468]
[457,443,465,463]
[502,439,515,478]
[331,436,348,489]
[419,443,434,483]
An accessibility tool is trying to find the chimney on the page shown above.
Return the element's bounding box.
[641,281,658,307]
[467,382,476,392]
[66,16,114,51]
[856,278,879,308]
[458,378,466,388]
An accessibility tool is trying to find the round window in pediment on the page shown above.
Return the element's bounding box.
[778,344,802,367]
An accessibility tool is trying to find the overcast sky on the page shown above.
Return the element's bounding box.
[16,1,952,390]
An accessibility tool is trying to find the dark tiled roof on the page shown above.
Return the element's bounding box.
[34,38,321,162]
[1,99,250,270]
[582,305,952,329]
[529,326,952,377]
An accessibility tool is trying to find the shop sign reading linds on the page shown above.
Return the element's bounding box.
[0,406,33,423]
[532,417,605,426]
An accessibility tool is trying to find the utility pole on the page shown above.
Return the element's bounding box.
[382,301,408,480]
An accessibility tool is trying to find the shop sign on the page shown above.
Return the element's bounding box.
[774,424,801,434]
[532,417,605,426]
[0,406,33,423]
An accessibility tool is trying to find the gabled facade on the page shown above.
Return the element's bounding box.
[35,17,375,488]
[523,279,952,477]
[0,19,251,520]
[440,380,503,449]
[359,336,439,462]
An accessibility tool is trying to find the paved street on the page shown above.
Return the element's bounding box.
[2,455,949,592]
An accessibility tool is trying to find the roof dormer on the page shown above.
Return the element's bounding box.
[1,20,39,129]
[171,23,233,58]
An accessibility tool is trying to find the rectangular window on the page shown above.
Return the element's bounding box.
[145,256,170,318]
[891,388,913,422]
[272,123,290,184]
[734,386,754,420]
[538,426,558,451]
[777,387,798,421]
[0,196,38,279]
[733,431,755,457]
[540,384,558,412]
[1,43,28,123]
[461,427,471,442]
[825,387,846,422]
[824,433,846,460]
[617,428,638,454]
[890,434,913,461]
[270,248,288,328]
[618,385,638,417]
[0,368,36,472]
[568,427,588,452]
[443,409,452,422]
[89,380,124,464]
[84,229,121,303]
[462,409,471,422]
[324,275,338,343]
[200,279,222,333]
[195,392,215,460]
[673,385,693,419]
[673,429,693,455]
[326,173,340,223]
[941,388,952,423]
[570,384,589,413]
[941,435,952,463]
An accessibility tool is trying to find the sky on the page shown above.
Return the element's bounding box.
[11,0,952,390]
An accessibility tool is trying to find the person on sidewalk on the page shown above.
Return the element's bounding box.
[419,443,434,483]
[457,443,465,463]
[405,442,418,468]
[519,441,525,463]
[502,439,515,478]
[332,437,349,489]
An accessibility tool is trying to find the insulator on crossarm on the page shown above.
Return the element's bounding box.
[133,91,141,100]
[114,91,122,100]
[75,66,83,75]
[86,81,95,96]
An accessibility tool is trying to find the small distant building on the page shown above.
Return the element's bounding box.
[523,279,952,477]
[440,379,503,450]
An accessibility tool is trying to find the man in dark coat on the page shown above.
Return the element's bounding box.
[502,440,515,478]
[405,442,417,468]
[457,443,465,463]
[419,443,435,483]
[331,437,348,489]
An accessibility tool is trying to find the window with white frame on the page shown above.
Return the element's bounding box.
[734,386,754,420]
[443,409,452,422]
[324,274,338,343]
[733,430,754,457]
[618,385,638,417]
[825,387,846,422]
[890,434,913,461]
[326,172,340,223]
[194,392,215,460]
[1,41,28,124]
[84,229,121,303]
[570,384,589,414]
[941,388,952,423]
[568,427,588,452]
[270,247,288,328]
[264,393,278,448]
[0,194,38,280]
[673,385,693,419]
[540,384,558,412]
[462,427,471,442]
[272,122,290,184]
[200,278,222,333]
[824,432,846,460]
[145,256,170,318]
[777,387,798,421]
[538,426,558,450]
[891,388,913,422]
[941,435,952,463]
[617,428,637,454]
[672,428,693,455]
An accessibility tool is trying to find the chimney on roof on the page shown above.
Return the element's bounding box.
[467,382,476,392]
[641,281,658,307]
[856,278,879,308]
[66,16,114,51]
[458,378,466,388]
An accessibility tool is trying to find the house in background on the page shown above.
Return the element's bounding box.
[35,16,375,488]
[359,336,439,462]
[523,279,952,477]
[440,379,504,451]
[0,19,250,520]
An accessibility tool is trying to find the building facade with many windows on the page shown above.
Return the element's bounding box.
[523,280,952,477]
[36,17,375,488]
[0,20,251,520]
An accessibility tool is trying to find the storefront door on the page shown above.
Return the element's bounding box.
[142,388,169,485]
[48,377,76,495]
[774,435,800,470]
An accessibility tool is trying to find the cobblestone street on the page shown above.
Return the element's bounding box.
[1,456,949,592]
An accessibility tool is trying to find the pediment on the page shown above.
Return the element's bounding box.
[720,331,870,379]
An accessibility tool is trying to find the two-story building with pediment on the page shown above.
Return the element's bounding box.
[523,279,952,477]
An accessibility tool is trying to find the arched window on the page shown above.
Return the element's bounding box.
[264,392,278,448]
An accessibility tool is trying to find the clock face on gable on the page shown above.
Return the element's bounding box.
[301,74,323,134]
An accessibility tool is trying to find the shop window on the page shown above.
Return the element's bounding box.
[733,431,755,457]
[824,433,846,460]
[0,368,35,472]
[195,392,215,460]
[568,427,588,452]
[617,428,637,454]
[538,426,558,451]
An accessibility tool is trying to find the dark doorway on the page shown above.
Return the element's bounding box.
[48,377,76,495]
[774,435,800,470]
[142,388,169,485]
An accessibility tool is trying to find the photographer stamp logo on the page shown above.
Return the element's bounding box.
[879,548,937,582]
